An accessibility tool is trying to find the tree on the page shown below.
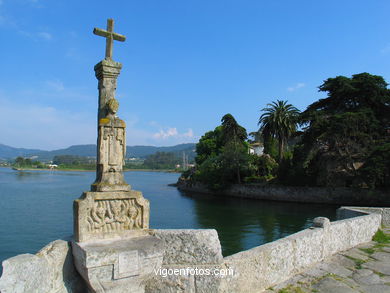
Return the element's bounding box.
[142,152,180,169]
[221,114,248,184]
[258,100,300,161]
[293,73,390,188]
[195,126,223,165]
[190,114,249,189]
[221,114,247,145]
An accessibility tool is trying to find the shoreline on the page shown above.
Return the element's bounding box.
[177,181,390,206]
[4,166,179,173]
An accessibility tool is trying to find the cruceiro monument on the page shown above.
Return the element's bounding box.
[71,19,164,292]
[0,18,389,293]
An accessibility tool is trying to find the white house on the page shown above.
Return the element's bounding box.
[249,142,264,156]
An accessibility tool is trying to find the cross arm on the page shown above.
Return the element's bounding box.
[112,33,126,42]
[93,28,109,37]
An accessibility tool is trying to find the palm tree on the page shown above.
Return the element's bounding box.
[258,100,300,161]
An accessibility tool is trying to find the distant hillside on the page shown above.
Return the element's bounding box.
[0,144,42,160]
[0,143,196,161]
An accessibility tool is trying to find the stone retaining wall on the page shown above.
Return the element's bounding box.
[219,209,381,293]
[178,182,390,206]
[338,206,390,227]
[0,208,386,293]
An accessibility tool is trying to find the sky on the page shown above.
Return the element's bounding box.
[1,0,390,150]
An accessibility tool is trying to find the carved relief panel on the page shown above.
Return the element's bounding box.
[87,198,144,233]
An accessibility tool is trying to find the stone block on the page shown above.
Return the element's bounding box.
[223,237,295,292]
[74,190,150,242]
[145,267,195,293]
[324,220,351,257]
[151,229,223,265]
[288,228,325,272]
[312,217,330,228]
[72,235,164,293]
[0,240,85,293]
[0,254,51,293]
[348,214,381,247]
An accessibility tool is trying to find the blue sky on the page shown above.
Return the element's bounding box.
[1,0,390,150]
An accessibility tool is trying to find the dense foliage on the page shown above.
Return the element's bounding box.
[184,114,278,190]
[286,73,390,188]
[142,152,181,170]
[184,72,390,191]
[52,155,95,170]
[13,157,44,168]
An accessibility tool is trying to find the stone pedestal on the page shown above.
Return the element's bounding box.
[74,190,150,243]
[72,236,164,293]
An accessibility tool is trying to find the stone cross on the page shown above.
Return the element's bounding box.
[93,18,126,59]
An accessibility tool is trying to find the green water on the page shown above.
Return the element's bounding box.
[0,167,338,267]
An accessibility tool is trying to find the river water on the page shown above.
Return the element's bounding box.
[0,167,338,267]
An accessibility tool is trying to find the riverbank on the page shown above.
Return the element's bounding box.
[5,166,179,173]
[177,181,390,206]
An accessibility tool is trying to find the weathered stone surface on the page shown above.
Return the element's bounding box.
[74,190,150,242]
[72,235,163,293]
[289,228,324,272]
[93,19,126,60]
[382,246,390,253]
[303,267,327,278]
[359,284,390,293]
[342,248,371,261]
[313,217,330,228]
[318,262,353,278]
[0,254,51,293]
[372,252,390,262]
[353,272,382,285]
[327,254,357,270]
[223,237,295,293]
[151,229,223,265]
[313,277,358,293]
[363,261,390,276]
[0,240,86,293]
[145,268,195,293]
[340,207,390,227]
[36,240,86,292]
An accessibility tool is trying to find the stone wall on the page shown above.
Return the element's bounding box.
[338,206,390,227]
[145,208,383,293]
[0,208,386,293]
[0,240,86,293]
[178,181,390,206]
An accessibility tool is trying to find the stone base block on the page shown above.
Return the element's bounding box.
[72,236,164,293]
[74,190,150,242]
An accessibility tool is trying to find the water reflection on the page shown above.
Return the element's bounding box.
[181,191,338,256]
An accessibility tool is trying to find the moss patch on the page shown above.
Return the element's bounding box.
[344,255,366,269]
[278,286,306,293]
[359,247,375,255]
[372,229,390,244]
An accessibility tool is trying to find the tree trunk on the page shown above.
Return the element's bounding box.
[278,138,284,162]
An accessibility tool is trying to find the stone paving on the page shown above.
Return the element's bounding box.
[266,228,390,293]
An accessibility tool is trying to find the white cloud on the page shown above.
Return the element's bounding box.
[153,127,178,139]
[183,129,194,137]
[287,82,305,92]
[152,127,196,143]
[37,31,52,40]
